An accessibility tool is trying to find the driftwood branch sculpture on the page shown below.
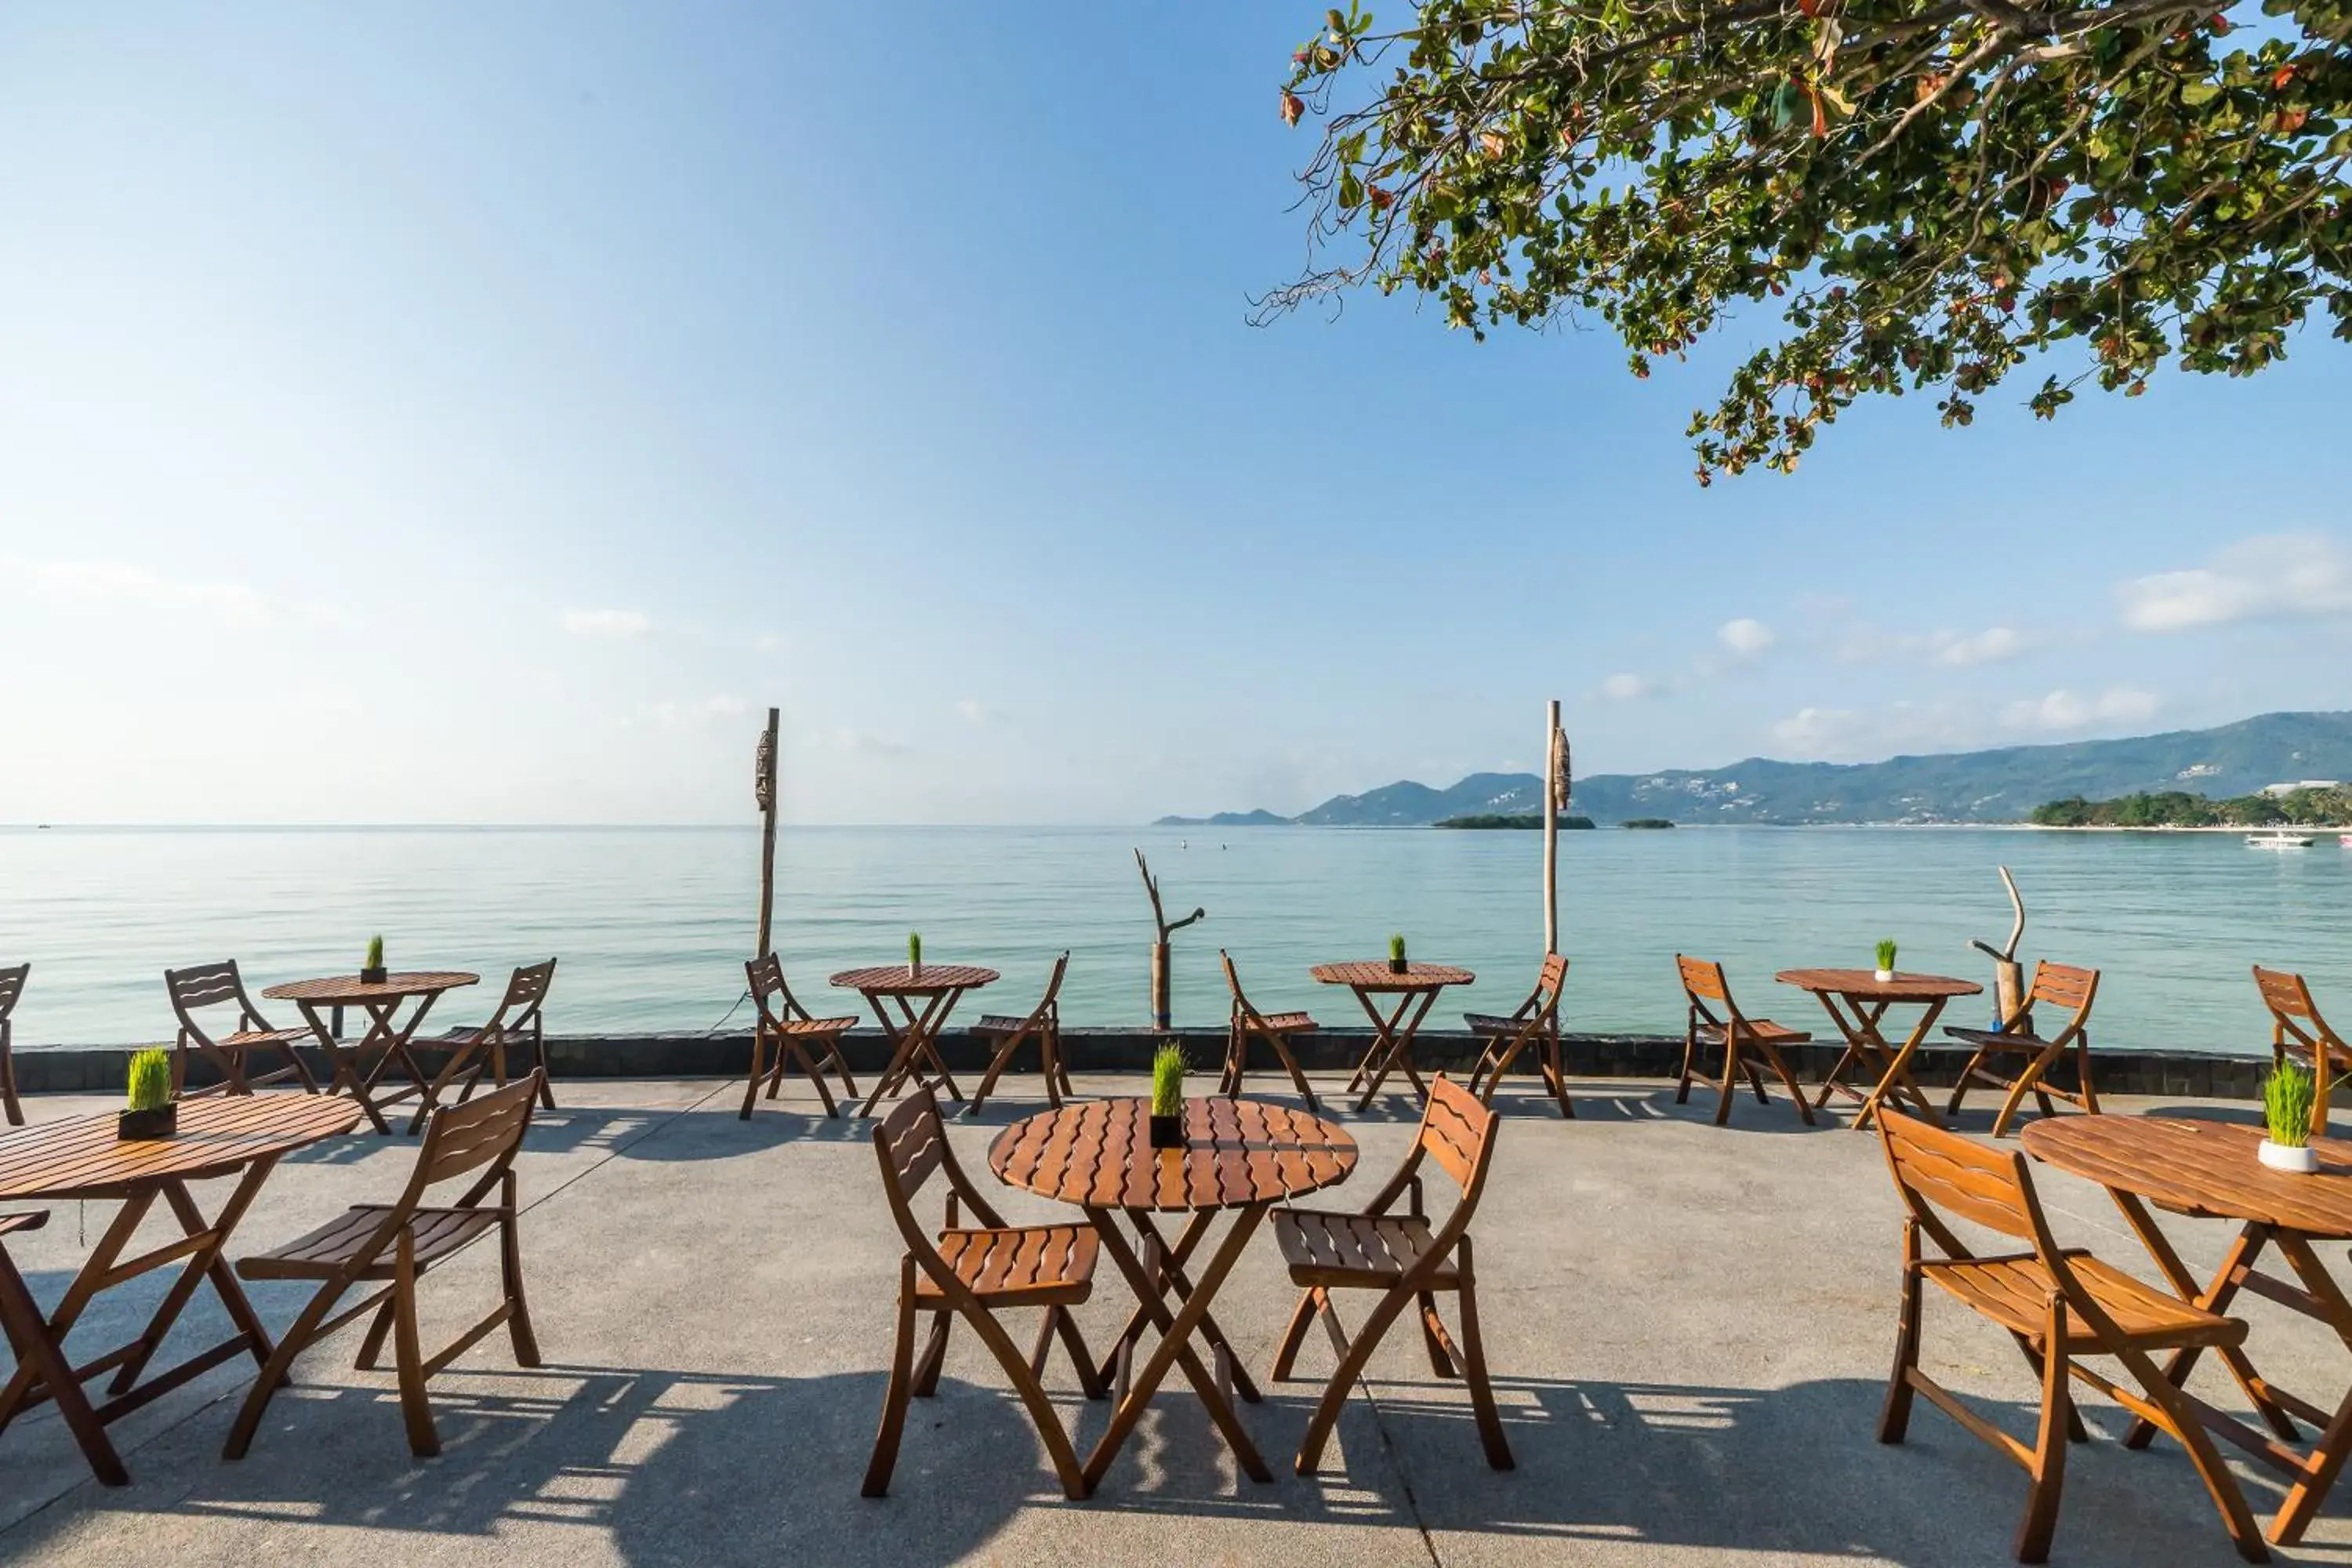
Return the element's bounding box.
[1135,849,1204,1029]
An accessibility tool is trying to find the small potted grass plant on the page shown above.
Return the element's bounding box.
[1388,932,1409,976]
[907,931,922,978]
[1149,1041,1187,1149]
[1874,938,1898,985]
[118,1047,176,1141]
[2260,1062,2320,1174]
[360,935,387,986]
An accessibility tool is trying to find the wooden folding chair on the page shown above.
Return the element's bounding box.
[0,964,25,1126]
[1270,1073,1512,1475]
[1675,956,1814,1127]
[862,1087,1105,1500]
[1464,952,1572,1117]
[964,952,1073,1116]
[1942,960,2101,1139]
[223,1072,543,1461]
[741,953,859,1120]
[413,959,559,1133]
[165,960,320,1098]
[1218,951,1319,1109]
[2255,967,2349,1138]
[1875,1109,2265,1563]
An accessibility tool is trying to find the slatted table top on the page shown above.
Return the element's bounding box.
[829,964,999,996]
[989,1098,1358,1213]
[262,971,480,1004]
[1775,968,1983,1000]
[1309,961,1475,991]
[2024,1116,2352,1235]
[0,1094,364,1201]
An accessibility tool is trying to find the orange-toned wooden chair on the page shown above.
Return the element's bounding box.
[1942,960,2101,1138]
[0,964,25,1125]
[413,958,560,1132]
[1218,951,1320,1109]
[1270,1073,1512,1475]
[1875,1109,2263,1563]
[1464,953,1572,1117]
[862,1087,1105,1500]
[2255,966,2350,1137]
[741,954,860,1120]
[165,960,320,1098]
[964,952,1073,1116]
[225,1073,543,1461]
[1675,956,1814,1127]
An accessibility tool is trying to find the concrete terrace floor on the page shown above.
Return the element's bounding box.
[2,1072,2350,1567]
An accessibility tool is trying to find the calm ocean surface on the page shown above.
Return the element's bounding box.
[1,825,2346,1052]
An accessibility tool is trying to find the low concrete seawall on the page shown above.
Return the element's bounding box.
[13,1029,2276,1101]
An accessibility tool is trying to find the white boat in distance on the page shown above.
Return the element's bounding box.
[2248,830,2316,849]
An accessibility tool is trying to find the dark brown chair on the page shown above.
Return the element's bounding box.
[742,953,859,1120]
[225,1073,544,1461]
[1218,951,1319,1109]
[1675,955,1814,1127]
[1271,1073,1511,1475]
[964,952,1073,1116]
[1942,960,2101,1138]
[413,959,559,1133]
[165,960,319,1098]
[1464,952,1572,1117]
[0,964,25,1125]
[1875,1109,2263,1563]
[2255,966,2348,1137]
[862,1087,1105,1500]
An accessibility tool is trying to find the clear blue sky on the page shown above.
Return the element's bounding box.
[2,4,2345,824]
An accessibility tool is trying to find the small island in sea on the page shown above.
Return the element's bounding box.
[1621,818,1675,829]
[1433,813,1595,830]
[2033,785,2352,828]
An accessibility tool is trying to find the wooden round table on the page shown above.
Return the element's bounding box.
[263,971,478,1135]
[830,964,999,1116]
[1775,968,1981,1129]
[0,1094,362,1485]
[990,1096,1357,1491]
[1312,960,1476,1112]
[2024,1115,2352,1547]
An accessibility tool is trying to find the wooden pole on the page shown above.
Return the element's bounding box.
[1544,699,1561,956]
[754,706,779,958]
[1135,848,1204,1030]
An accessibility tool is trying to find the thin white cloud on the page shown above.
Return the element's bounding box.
[2001,687,2159,732]
[641,694,750,729]
[1769,699,1979,760]
[1772,706,1860,750]
[31,561,270,624]
[2119,534,2352,633]
[561,607,651,639]
[1599,673,1656,702]
[1839,624,2031,668]
[955,699,996,726]
[1718,618,1776,658]
[1936,626,2027,666]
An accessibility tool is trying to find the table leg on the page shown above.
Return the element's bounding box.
[857,990,967,1116]
[2261,1232,2352,1545]
[1128,1211,1263,1403]
[1853,996,1947,1131]
[0,1194,154,1439]
[106,1166,280,1396]
[296,999,392,1136]
[358,994,444,1120]
[0,1237,125,1485]
[1353,989,1443,1112]
[1081,1203,1272,1491]
[2114,1206,2301,1447]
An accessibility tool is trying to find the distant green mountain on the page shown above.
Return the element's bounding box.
[1156,711,2352,826]
[1152,808,1290,827]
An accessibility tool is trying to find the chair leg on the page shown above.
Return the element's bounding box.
[354,1294,398,1370]
[532,1035,557,1109]
[739,1031,769,1120]
[1991,1047,2062,1139]
[966,1034,1021,1116]
[1879,1229,1922,1444]
[1456,1243,1513,1472]
[912,1310,952,1397]
[501,1210,543,1367]
[224,1276,354,1460]
[1946,1047,1990,1118]
[1714,1042,1738,1126]
[2074,1042,2100,1117]
[2118,1345,2269,1563]
[862,1261,919,1497]
[1050,1305,1106,1399]
[391,1234,440,1458]
[1295,1283,1415,1475]
[1218,1025,1244,1098]
[1275,1034,1319,1110]
[960,1300,1090,1501]
[1417,1290,1459,1377]
[1544,1036,1574,1120]
[1040,1029,1065,1110]
[1675,1028,1698,1105]
[2014,1301,2071,1565]
[1474,1038,1524,1109]
[1271,1287,1322,1382]
[1759,1047,1817,1127]
[0,1040,20,1127]
[794,1042,841,1118]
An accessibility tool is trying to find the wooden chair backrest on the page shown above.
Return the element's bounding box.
[1877,1107,2039,1245]
[1531,952,1569,1019]
[2012,960,2098,1039]
[1037,951,1070,1011]
[0,963,24,1022]
[2256,966,2348,1062]
[1220,951,1268,1022]
[392,1071,541,1218]
[1675,954,1747,1028]
[1419,1075,1501,1209]
[482,959,557,1033]
[746,953,808,1026]
[870,1087,1004,1261]
[165,960,272,1040]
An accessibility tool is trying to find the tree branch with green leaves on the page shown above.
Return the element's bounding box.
[1264,0,2352,480]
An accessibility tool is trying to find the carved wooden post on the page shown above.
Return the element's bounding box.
[1135,849,1205,1030]
[754,708,779,958]
[1544,700,1569,956]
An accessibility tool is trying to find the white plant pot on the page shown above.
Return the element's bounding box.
[1874,968,1897,984]
[2259,1138,2321,1174]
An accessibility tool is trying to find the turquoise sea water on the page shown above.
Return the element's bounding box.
[0,824,2345,1051]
